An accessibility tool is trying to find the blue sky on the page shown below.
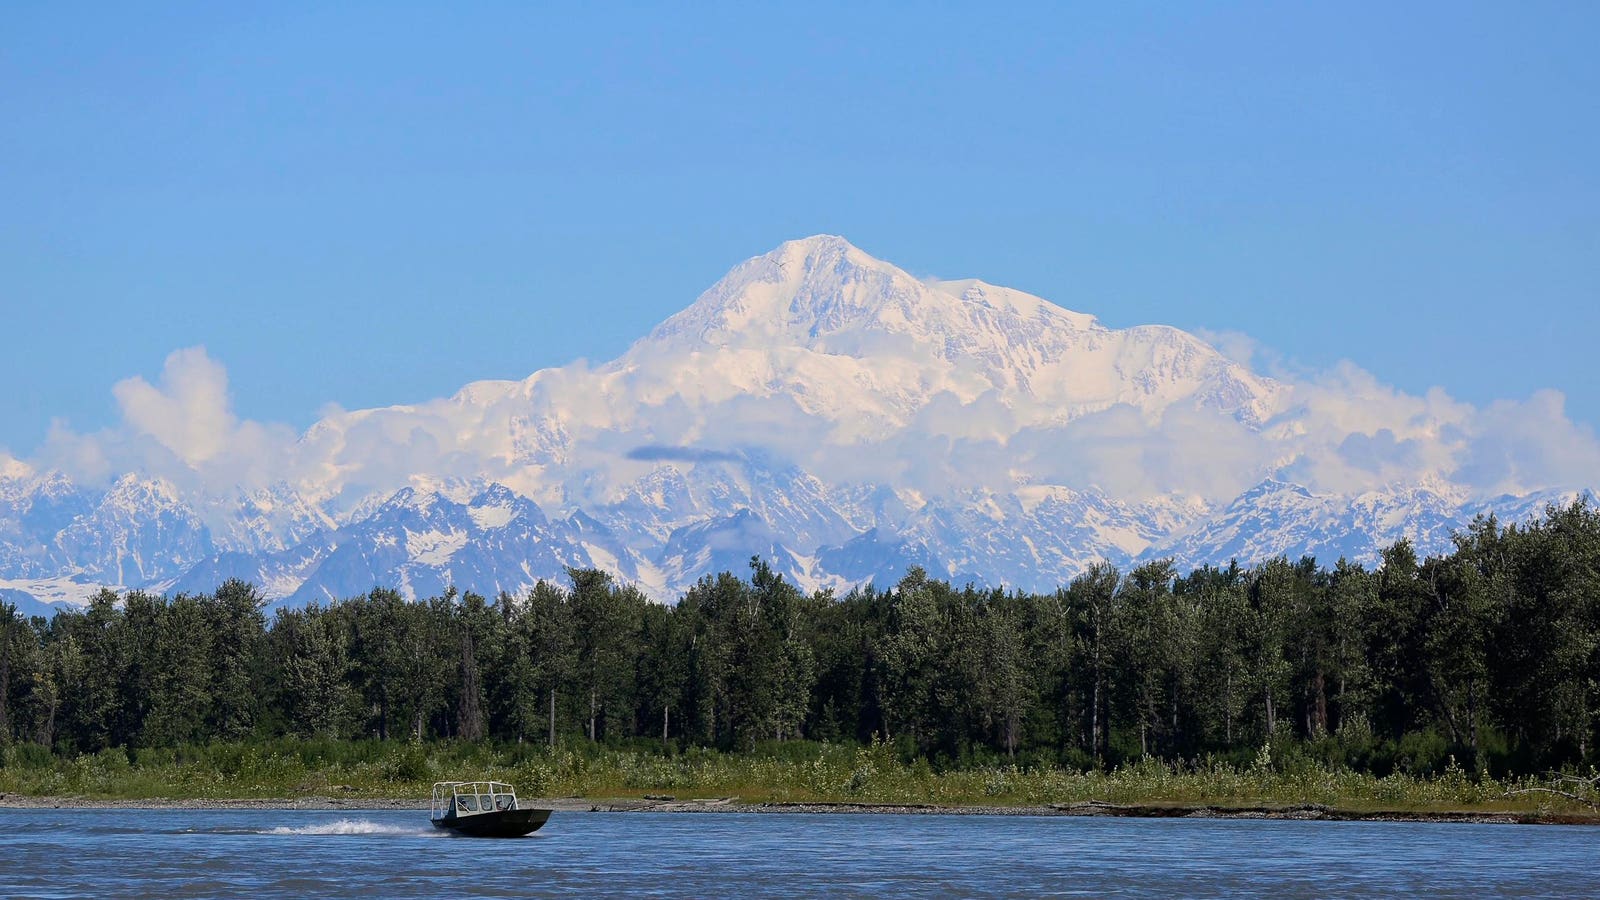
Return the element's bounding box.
[3,2,1596,455]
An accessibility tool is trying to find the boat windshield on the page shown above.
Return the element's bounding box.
[431,781,518,819]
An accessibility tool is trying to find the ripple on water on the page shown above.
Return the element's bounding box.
[2,809,1599,899]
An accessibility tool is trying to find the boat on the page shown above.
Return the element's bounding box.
[430,781,552,837]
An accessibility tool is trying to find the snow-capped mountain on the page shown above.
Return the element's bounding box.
[52,475,214,586]
[0,236,1592,611]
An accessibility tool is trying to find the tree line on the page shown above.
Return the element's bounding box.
[1,501,1598,777]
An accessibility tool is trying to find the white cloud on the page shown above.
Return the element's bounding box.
[1002,404,1270,501]
[112,347,234,466]
[13,333,1600,523]
[35,347,297,493]
[1255,360,1600,498]
[1192,328,1260,368]
[37,418,115,486]
[1453,390,1600,494]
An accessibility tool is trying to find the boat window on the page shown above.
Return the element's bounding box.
[459,796,477,812]
[496,796,512,810]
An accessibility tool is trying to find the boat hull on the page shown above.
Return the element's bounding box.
[431,807,552,838]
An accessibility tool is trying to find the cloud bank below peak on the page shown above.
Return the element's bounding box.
[12,238,1600,520]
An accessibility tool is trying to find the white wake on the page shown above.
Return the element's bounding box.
[264,818,439,837]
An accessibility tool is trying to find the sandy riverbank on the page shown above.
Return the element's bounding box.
[2,792,1594,825]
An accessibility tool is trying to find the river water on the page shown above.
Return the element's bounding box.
[1,808,1595,898]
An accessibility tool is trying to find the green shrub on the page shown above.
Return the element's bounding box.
[1,736,1596,814]
[379,744,432,783]
[1393,729,1451,777]
[2,742,54,771]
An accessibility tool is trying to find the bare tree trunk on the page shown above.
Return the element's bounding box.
[1265,687,1276,735]
[1102,676,1113,763]
[1091,662,1102,764]
[1581,698,1590,761]
[548,688,556,749]
[1318,675,1328,735]
[42,691,57,746]
[588,688,597,742]
[1225,671,1233,745]
[1468,678,1481,770]
[1334,678,1345,732]
[662,704,670,745]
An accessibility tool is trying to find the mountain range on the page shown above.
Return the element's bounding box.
[1,236,1593,611]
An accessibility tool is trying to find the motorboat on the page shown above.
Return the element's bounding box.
[430,781,552,837]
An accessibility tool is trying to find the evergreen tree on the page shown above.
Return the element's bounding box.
[142,593,213,746]
[1069,563,1119,763]
[207,580,267,740]
[523,580,576,747]
[876,567,941,750]
[568,569,644,742]
[274,605,354,738]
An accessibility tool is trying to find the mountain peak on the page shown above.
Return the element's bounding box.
[637,235,919,351]
[643,235,1115,360]
[769,232,861,262]
[107,472,181,504]
[766,234,898,283]
[618,235,1281,432]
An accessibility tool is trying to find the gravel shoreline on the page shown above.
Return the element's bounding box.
[1,793,1593,825]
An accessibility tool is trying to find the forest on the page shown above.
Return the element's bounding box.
[2,500,1598,782]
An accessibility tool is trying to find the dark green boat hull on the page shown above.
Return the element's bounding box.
[431,807,552,838]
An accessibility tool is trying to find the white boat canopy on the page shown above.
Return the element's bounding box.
[431,781,519,819]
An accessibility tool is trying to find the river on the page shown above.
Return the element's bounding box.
[1,808,1594,898]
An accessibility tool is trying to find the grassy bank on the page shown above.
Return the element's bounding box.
[3,739,1597,817]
